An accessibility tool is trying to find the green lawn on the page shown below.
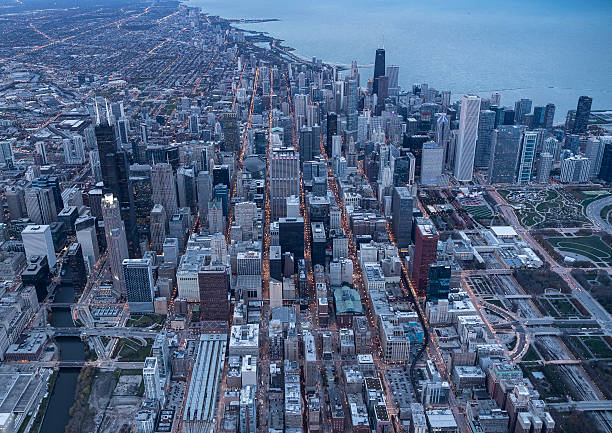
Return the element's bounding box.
[115,338,153,362]
[547,235,612,265]
[581,336,612,359]
[125,314,165,328]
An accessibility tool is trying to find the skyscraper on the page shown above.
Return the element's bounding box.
[150,204,166,254]
[270,147,300,220]
[151,163,178,221]
[454,95,481,181]
[373,48,385,94]
[143,357,164,402]
[488,126,523,184]
[75,216,99,272]
[516,132,538,184]
[598,137,612,182]
[543,103,556,130]
[536,152,553,184]
[222,111,240,152]
[412,221,439,297]
[474,110,496,169]
[585,137,605,179]
[513,98,532,125]
[102,193,129,295]
[198,263,229,321]
[21,224,56,268]
[96,121,138,257]
[123,257,155,313]
[561,155,591,183]
[573,96,592,134]
[278,217,305,265]
[392,187,413,249]
[421,142,445,185]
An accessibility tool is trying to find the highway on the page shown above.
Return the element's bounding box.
[585,194,612,234]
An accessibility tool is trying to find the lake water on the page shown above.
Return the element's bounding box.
[187,0,612,122]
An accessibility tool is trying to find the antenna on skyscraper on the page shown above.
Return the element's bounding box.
[104,99,112,125]
[94,97,101,126]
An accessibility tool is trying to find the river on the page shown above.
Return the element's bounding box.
[39,283,85,433]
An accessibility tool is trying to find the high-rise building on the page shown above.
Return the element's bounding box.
[299,126,315,162]
[96,121,137,256]
[130,163,153,227]
[421,142,445,185]
[373,48,385,94]
[488,126,523,184]
[197,171,212,221]
[474,110,496,169]
[222,111,240,152]
[585,137,605,179]
[21,224,56,268]
[6,186,26,220]
[513,98,532,125]
[270,147,300,220]
[150,204,166,254]
[67,242,87,289]
[516,132,538,184]
[0,140,14,168]
[392,187,413,249]
[454,95,481,181]
[123,257,155,313]
[560,155,591,183]
[63,135,86,165]
[386,65,399,96]
[573,96,592,134]
[412,221,439,297]
[426,262,451,301]
[536,152,553,184]
[102,193,129,295]
[151,163,178,222]
[543,103,556,130]
[24,187,57,225]
[75,216,99,272]
[598,137,612,182]
[279,217,305,265]
[143,357,164,402]
[326,112,338,156]
[198,263,229,321]
[152,332,169,378]
[177,166,196,210]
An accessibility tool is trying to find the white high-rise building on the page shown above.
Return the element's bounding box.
[560,155,591,183]
[21,224,56,268]
[454,95,481,181]
[561,155,591,183]
[585,137,605,178]
[143,357,164,402]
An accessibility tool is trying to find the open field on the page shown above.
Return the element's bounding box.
[547,235,612,267]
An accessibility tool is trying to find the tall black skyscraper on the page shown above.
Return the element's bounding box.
[573,95,592,134]
[326,112,338,156]
[373,48,385,94]
[543,103,555,130]
[95,122,139,257]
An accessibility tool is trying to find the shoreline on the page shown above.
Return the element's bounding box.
[187,4,362,71]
